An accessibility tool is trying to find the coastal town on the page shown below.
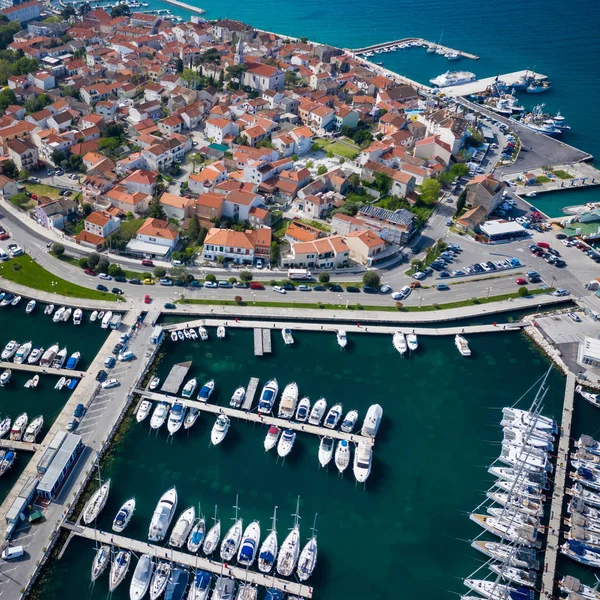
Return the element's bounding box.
[0,2,599,600]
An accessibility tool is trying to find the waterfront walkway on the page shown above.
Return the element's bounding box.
[136,389,374,444]
[0,360,84,378]
[541,372,575,597]
[62,522,313,598]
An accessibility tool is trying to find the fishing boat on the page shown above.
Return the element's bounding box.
[90,310,98,322]
[295,397,310,422]
[335,440,351,473]
[27,346,44,365]
[197,379,215,402]
[0,369,11,386]
[0,417,11,439]
[14,341,32,364]
[187,518,205,553]
[264,426,280,452]
[281,328,294,345]
[318,437,334,467]
[230,387,245,408]
[217,326,226,339]
[23,415,43,443]
[73,308,83,325]
[258,508,278,574]
[392,331,407,355]
[130,554,154,600]
[44,304,55,316]
[182,378,198,399]
[52,307,65,323]
[277,382,298,419]
[187,570,211,600]
[237,521,261,567]
[0,451,16,476]
[211,415,230,445]
[220,512,242,562]
[25,300,36,314]
[455,334,471,356]
[277,429,296,457]
[1,340,18,360]
[353,440,373,483]
[297,517,318,581]
[52,347,68,369]
[211,577,236,600]
[340,409,358,433]
[198,326,208,341]
[258,379,278,414]
[82,479,111,524]
[65,352,81,370]
[167,402,186,435]
[91,544,111,581]
[308,398,327,425]
[169,506,196,548]
[336,330,347,349]
[527,80,551,93]
[277,498,300,577]
[40,344,59,366]
[324,403,343,429]
[203,509,221,555]
[112,498,136,532]
[148,487,178,542]
[361,404,383,438]
[101,311,113,329]
[11,295,21,307]
[10,413,27,440]
[164,567,189,600]
[150,562,171,600]
[184,407,200,430]
[407,333,418,351]
[149,376,161,391]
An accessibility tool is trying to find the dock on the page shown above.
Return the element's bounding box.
[62,522,313,598]
[161,0,206,14]
[161,361,191,394]
[441,70,547,97]
[254,328,263,356]
[135,389,373,444]
[0,439,40,453]
[242,377,259,411]
[351,37,479,60]
[541,372,575,597]
[0,361,84,378]
[262,328,271,353]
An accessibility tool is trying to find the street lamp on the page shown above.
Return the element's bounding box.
[338,294,342,307]
[252,292,256,305]
[51,281,57,294]
[486,286,492,299]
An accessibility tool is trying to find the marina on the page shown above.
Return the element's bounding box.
[351,37,480,60]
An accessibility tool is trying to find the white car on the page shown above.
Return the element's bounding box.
[567,312,581,322]
[101,378,120,389]
[273,285,286,294]
[412,272,425,280]
[396,285,411,300]
[380,284,392,293]
[9,246,23,257]
[98,273,112,280]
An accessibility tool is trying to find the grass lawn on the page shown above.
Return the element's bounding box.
[553,170,573,180]
[313,138,360,159]
[0,255,117,301]
[536,176,551,184]
[296,218,331,232]
[25,183,63,199]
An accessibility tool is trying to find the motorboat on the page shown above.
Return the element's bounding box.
[445,51,459,60]
[184,407,200,430]
[90,310,98,322]
[274,426,294,455]
[1,340,18,360]
[169,506,196,548]
[407,333,418,351]
[23,415,43,443]
[258,508,278,574]
[73,308,83,325]
[297,526,317,581]
[429,70,476,87]
[392,331,407,355]
[237,521,261,567]
[101,311,113,329]
[130,554,154,600]
[340,410,358,433]
[258,379,278,414]
[182,378,198,399]
[53,307,65,323]
[220,517,243,562]
[0,293,13,307]
[211,577,236,600]
[0,369,11,386]
[308,398,327,425]
[0,417,10,438]
[281,328,294,345]
[112,498,136,532]
[148,487,178,542]
[318,437,334,467]
[55,376,66,390]
[167,402,186,435]
[187,570,211,600]
[203,514,221,555]
[98,311,105,320]
[361,404,383,438]
[577,385,600,408]
[198,326,208,341]
[27,347,44,365]
[150,561,171,600]
[277,499,300,577]
[91,544,110,581]
[295,397,310,422]
[335,440,351,473]
[336,330,347,349]
[211,415,230,445]
[197,379,215,402]
[40,344,59,366]
[189,329,198,340]
[455,334,471,356]
[184,329,191,339]
[82,479,111,524]
[217,326,226,339]
[353,440,373,483]
[230,387,245,408]
[187,518,206,553]
[324,403,343,429]
[171,332,178,342]
[14,341,32,364]
[10,413,27,440]
[25,300,36,314]
[11,295,21,307]
[44,304,55,316]
[277,382,298,419]
[264,426,280,452]
[52,347,68,369]
[0,451,15,476]
[149,376,161,391]
[66,352,80,370]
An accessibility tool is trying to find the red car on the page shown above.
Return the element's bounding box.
[141,259,154,267]
[0,231,9,240]
[144,294,151,304]
[515,278,527,285]
[84,268,97,276]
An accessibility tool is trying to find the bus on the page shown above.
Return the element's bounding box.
[287,269,312,280]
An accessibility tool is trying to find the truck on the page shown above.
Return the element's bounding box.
[287,269,312,280]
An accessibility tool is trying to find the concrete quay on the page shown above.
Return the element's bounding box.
[351,37,479,60]
[161,0,206,13]
[442,71,547,97]
[0,439,41,452]
[0,360,84,379]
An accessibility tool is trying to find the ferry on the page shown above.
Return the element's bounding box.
[430,70,476,88]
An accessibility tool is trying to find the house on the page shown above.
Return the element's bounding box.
[105,185,150,215]
[300,192,336,219]
[0,1,41,23]
[222,189,263,222]
[29,70,55,91]
[126,217,179,258]
[361,161,416,198]
[195,192,224,227]
[456,205,488,231]
[284,220,321,244]
[356,205,417,245]
[0,175,19,199]
[75,210,120,249]
[248,205,271,228]
[6,138,38,172]
[241,63,284,92]
[121,169,158,196]
[282,236,349,270]
[188,162,228,194]
[159,192,193,221]
[141,136,191,172]
[465,174,506,215]
[344,229,386,266]
[413,135,453,166]
[204,118,239,144]
[34,197,78,230]
[202,228,260,265]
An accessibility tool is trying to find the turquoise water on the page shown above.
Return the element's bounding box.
[528,187,600,218]
[33,328,566,599]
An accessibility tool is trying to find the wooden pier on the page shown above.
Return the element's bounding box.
[61,522,313,598]
[541,372,575,597]
[161,361,191,394]
[0,439,40,453]
[242,377,259,411]
[135,389,373,444]
[351,37,479,60]
[0,361,84,378]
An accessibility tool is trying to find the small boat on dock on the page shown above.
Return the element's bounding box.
[281,328,294,345]
[189,329,198,340]
[198,326,208,341]
[91,544,110,581]
[277,382,298,419]
[236,584,257,600]
[23,415,43,442]
[217,325,226,339]
[130,554,154,600]
[10,413,27,440]
[258,508,278,574]
[197,379,214,402]
[51,347,68,369]
[277,429,296,457]
[407,333,418,351]
[324,403,343,429]
[335,440,351,473]
[392,331,407,355]
[264,426,280,452]
[148,487,178,543]
[184,407,200,430]
[187,518,205,553]
[54,376,66,391]
[0,417,11,439]
[353,440,373,483]
[52,307,65,322]
[182,377,198,399]
[169,506,195,548]
[340,409,358,433]
[455,334,471,357]
[112,498,136,532]
[308,398,327,426]
[171,331,178,342]
[258,379,278,414]
[237,521,261,567]
[61,307,72,322]
[101,311,113,329]
[65,352,80,370]
[0,369,11,386]
[40,344,59,366]
[150,402,169,429]
[295,397,310,422]
[336,330,347,349]
[318,436,334,467]
[211,415,230,445]
[90,310,98,322]
[149,376,161,391]
[11,295,21,307]
[230,386,245,408]
[25,300,36,314]
[361,404,383,438]
[577,385,600,408]
[0,450,16,476]
[167,402,186,435]
[82,479,111,524]
[44,304,54,316]
[150,561,171,600]
[14,341,32,364]
[1,340,18,360]
[27,347,43,365]
[73,308,83,325]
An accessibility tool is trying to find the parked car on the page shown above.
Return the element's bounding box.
[273,285,286,294]
[553,288,570,297]
[159,278,173,286]
[297,285,311,291]
[164,303,176,309]
[313,285,326,291]
[412,271,425,280]
[234,282,247,288]
[84,268,96,276]
[143,278,154,285]
[190,280,203,288]
[380,284,392,293]
[129,278,142,285]
[98,273,112,280]
[440,271,450,278]
[515,278,528,285]
[95,370,107,382]
[111,288,124,295]
[114,276,127,283]
[218,281,233,288]
[347,286,360,293]
[204,281,217,288]
[141,259,154,267]
[567,312,581,322]
[96,284,108,291]
[329,284,343,292]
[144,294,151,304]
[436,284,450,291]
[249,282,264,290]
[362,285,377,293]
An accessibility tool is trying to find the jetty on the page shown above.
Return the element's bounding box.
[0,439,41,453]
[0,361,84,378]
[62,522,313,598]
[351,37,479,60]
[161,361,191,394]
[254,328,272,356]
[242,377,259,411]
[441,71,547,97]
[162,0,205,14]
[541,372,575,597]
[136,389,373,444]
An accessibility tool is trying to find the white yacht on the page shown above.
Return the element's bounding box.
[91,544,111,581]
[44,304,55,316]
[148,487,178,542]
[340,410,358,433]
[11,295,21,307]
[277,382,299,419]
[112,498,136,532]
[61,307,72,322]
[149,376,161,391]
[335,440,351,473]
[149,561,171,600]
[230,387,246,408]
[197,379,215,402]
[130,554,154,600]
[203,514,221,555]
[0,417,11,439]
[445,51,459,60]
[277,429,296,458]
[187,518,206,553]
[40,344,59,366]
[52,307,65,322]
[52,347,68,369]
[217,326,226,339]
[198,326,208,340]
[23,415,43,443]
[25,300,36,314]
[237,521,261,567]
[281,328,294,345]
[392,331,407,356]
[264,426,280,452]
[189,328,198,340]
[167,402,186,435]
[455,335,471,356]
[258,379,278,414]
[27,347,44,365]
[136,400,153,423]
[10,412,27,440]
[336,330,347,349]
[324,403,343,429]
[407,333,418,351]
[101,311,113,329]
[90,310,98,322]
[429,70,476,87]
[318,437,334,467]
[308,398,327,425]
[109,550,131,592]
[353,441,373,483]
[0,369,11,387]
[14,341,32,364]
[73,308,83,325]
[297,530,318,581]
[277,499,300,577]
[295,397,310,422]
[577,385,600,408]
[258,508,278,574]
[82,479,111,524]
[184,407,200,430]
[361,404,383,438]
[182,378,198,399]
[220,517,243,562]
[1,340,18,360]
[211,415,230,445]
[169,506,196,548]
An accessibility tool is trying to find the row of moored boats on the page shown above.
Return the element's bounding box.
[0,411,43,444]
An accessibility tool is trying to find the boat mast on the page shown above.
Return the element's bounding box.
[310,513,318,540]
[292,496,301,529]
[270,506,277,534]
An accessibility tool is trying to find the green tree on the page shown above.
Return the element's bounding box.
[455,189,467,216]
[362,271,381,288]
[518,286,529,297]
[205,273,216,283]
[51,149,67,165]
[108,263,124,278]
[78,257,88,269]
[87,253,101,270]
[419,178,441,205]
[228,276,237,284]
[79,2,92,15]
[317,165,327,176]
[17,168,29,180]
[51,243,65,257]
[200,48,221,63]
[153,266,167,278]
[170,266,191,282]
[180,69,202,89]
[186,213,200,242]
[226,64,248,82]
[61,4,76,19]
[62,85,80,100]
[0,87,15,110]
[270,240,280,265]
[111,4,130,17]
[450,163,470,178]
[96,257,110,273]
[318,272,330,284]
[352,128,372,146]
[9,192,30,208]
[2,160,17,179]
[284,70,300,87]
[148,197,166,219]
[373,172,392,194]
[239,270,253,283]
[0,21,21,51]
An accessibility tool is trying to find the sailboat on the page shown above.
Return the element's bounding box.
[203,506,221,555]
[276,497,301,577]
[220,499,243,562]
[237,520,261,567]
[187,570,211,600]
[130,554,154,600]
[109,549,131,592]
[258,507,278,574]
[91,544,111,581]
[149,561,171,600]
[82,478,111,524]
[297,515,318,581]
[187,516,206,553]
